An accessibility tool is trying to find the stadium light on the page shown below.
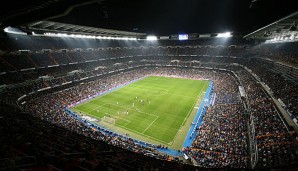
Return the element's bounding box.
[3,27,27,35]
[179,34,188,40]
[216,32,232,38]
[146,35,158,41]
[265,34,298,44]
[43,32,136,40]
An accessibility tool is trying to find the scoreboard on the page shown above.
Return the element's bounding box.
[178,34,188,40]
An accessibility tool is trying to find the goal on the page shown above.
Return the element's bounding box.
[102,116,116,124]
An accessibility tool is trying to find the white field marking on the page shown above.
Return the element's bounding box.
[81,102,159,120]
[102,103,159,117]
[71,78,208,146]
[82,104,170,145]
[169,93,197,99]
[74,79,141,107]
[102,107,170,144]
[79,103,100,112]
[115,122,171,145]
[75,86,124,107]
[76,108,131,127]
[83,102,161,128]
[134,106,141,112]
[169,81,209,145]
[142,116,159,133]
[104,112,131,122]
[87,105,102,113]
[76,102,98,108]
[122,121,130,127]
[76,108,131,126]
[76,109,102,121]
[76,103,112,115]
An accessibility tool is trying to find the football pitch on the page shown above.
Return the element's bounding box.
[70,76,209,149]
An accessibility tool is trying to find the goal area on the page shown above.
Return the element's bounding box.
[102,116,116,124]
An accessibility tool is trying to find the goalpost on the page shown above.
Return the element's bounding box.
[102,116,116,124]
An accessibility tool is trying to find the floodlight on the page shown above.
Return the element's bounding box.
[146,36,157,40]
[179,34,188,40]
[216,32,232,38]
[3,27,27,35]
[42,32,136,40]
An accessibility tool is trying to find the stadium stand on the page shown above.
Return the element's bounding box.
[0,34,298,170]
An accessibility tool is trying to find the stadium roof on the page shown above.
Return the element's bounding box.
[244,11,298,42]
[0,0,145,38]
[22,21,146,38]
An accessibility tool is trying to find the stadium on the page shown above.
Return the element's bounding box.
[0,0,297,170]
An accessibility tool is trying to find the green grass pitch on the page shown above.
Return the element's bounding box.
[70,76,209,149]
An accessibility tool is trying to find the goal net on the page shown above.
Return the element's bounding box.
[102,116,116,124]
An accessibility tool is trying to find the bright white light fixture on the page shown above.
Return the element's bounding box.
[216,32,232,38]
[3,27,27,35]
[43,32,136,40]
[146,35,158,40]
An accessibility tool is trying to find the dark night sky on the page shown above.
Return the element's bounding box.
[54,0,255,35]
[53,0,297,35]
[1,0,297,36]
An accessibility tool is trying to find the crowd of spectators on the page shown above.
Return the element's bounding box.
[239,58,298,118]
[1,103,197,171]
[0,44,246,85]
[234,67,298,168]
[1,35,298,169]
[19,67,251,169]
[1,63,297,170]
[259,42,298,66]
[184,72,248,168]
[4,60,294,132]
